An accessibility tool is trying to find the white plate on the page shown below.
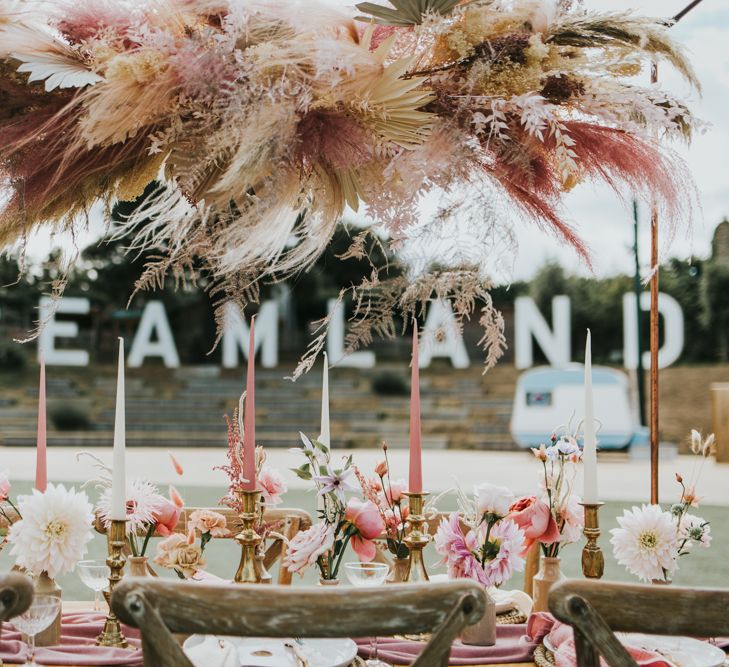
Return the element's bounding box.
[183,635,358,667]
[543,632,725,667]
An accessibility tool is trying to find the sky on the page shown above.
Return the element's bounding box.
[17,0,729,282]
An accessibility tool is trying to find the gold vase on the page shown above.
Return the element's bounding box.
[387,556,410,584]
[532,556,565,613]
[34,571,61,647]
[461,588,496,646]
[127,556,151,577]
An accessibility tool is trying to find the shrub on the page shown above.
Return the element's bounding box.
[372,372,408,396]
[50,403,90,431]
[0,343,27,371]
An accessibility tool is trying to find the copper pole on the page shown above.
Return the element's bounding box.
[649,61,659,505]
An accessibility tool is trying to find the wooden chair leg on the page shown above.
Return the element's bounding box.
[118,591,195,667]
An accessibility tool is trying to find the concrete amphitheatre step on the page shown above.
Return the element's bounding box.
[0,364,519,450]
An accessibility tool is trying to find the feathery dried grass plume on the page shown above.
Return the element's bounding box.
[0,0,702,371]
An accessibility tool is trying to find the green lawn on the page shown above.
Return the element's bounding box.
[2,482,727,600]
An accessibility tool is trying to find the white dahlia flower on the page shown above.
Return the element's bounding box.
[610,504,679,583]
[9,484,94,578]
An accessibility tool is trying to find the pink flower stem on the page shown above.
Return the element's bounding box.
[140,523,156,557]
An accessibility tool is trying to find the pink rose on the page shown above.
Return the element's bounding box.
[508,496,560,555]
[258,467,287,506]
[0,472,11,502]
[189,509,229,538]
[284,522,334,575]
[153,497,182,537]
[374,460,388,477]
[344,498,385,562]
[383,478,407,505]
[153,533,205,578]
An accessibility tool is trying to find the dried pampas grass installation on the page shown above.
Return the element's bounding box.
[0,0,703,371]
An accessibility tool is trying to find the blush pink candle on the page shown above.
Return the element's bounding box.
[243,316,257,491]
[35,357,47,492]
[409,322,423,493]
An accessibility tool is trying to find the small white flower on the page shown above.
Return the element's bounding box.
[556,436,580,457]
[679,514,711,548]
[474,483,514,518]
[97,478,163,536]
[9,484,94,578]
[610,505,679,582]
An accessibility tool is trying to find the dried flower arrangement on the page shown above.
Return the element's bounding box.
[0,0,701,371]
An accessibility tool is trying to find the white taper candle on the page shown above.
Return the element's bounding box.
[110,337,127,520]
[583,329,598,504]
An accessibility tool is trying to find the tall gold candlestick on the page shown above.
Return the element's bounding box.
[403,492,430,583]
[96,519,128,648]
[580,502,605,579]
[234,488,272,584]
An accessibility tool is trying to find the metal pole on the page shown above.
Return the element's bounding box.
[633,201,646,426]
[647,0,705,504]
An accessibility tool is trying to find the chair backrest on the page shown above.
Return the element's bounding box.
[95,506,312,585]
[0,573,34,624]
[113,577,487,667]
[549,580,729,667]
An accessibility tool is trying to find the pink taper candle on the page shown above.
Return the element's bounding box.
[243,316,257,491]
[409,322,423,493]
[35,357,47,492]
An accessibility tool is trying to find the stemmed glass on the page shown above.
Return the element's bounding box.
[344,562,391,667]
[77,559,110,611]
[12,594,62,666]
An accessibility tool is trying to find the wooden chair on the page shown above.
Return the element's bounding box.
[95,507,312,585]
[0,573,34,625]
[112,577,487,667]
[549,580,729,667]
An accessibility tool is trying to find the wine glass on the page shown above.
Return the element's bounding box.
[12,594,62,666]
[77,559,110,611]
[344,562,391,667]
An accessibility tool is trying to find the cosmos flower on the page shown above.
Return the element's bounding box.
[313,466,358,503]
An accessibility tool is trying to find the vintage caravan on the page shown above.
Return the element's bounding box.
[510,365,642,450]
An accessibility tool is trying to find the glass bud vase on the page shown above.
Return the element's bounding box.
[461,588,496,646]
[318,578,340,586]
[532,556,564,613]
[34,571,62,647]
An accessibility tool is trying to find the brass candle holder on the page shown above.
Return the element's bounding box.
[234,488,272,584]
[96,518,128,648]
[403,492,430,583]
[580,502,605,579]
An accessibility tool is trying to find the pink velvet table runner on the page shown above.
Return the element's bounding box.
[0,612,143,666]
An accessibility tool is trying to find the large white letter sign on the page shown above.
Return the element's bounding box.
[221,301,279,369]
[419,299,469,369]
[326,299,375,368]
[514,296,571,369]
[128,301,180,368]
[37,297,90,366]
[623,292,684,369]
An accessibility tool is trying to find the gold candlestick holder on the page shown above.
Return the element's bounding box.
[580,502,605,579]
[96,518,128,648]
[403,492,430,583]
[234,488,272,584]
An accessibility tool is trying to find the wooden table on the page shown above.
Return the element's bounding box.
[4,602,536,667]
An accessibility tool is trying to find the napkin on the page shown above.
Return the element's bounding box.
[356,621,539,665]
[184,636,239,667]
[530,613,673,667]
